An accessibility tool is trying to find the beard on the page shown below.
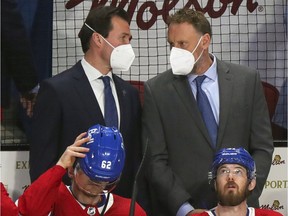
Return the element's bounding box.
[216,181,250,206]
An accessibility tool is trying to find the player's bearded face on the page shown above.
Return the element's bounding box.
[216,180,250,206]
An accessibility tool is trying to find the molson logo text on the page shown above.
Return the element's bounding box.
[65,0,259,30]
[261,200,284,211]
[272,154,285,166]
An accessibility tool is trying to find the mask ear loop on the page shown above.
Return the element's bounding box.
[84,23,115,49]
[191,36,203,54]
[85,23,96,32]
[191,35,204,61]
[192,36,204,65]
[98,34,115,49]
[194,49,204,65]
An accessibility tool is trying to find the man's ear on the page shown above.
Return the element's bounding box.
[208,178,217,192]
[67,167,75,179]
[202,33,211,49]
[248,179,256,191]
[214,179,217,192]
[92,33,102,47]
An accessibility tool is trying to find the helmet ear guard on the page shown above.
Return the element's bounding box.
[208,171,216,192]
[78,124,125,186]
[208,147,256,182]
[208,171,214,184]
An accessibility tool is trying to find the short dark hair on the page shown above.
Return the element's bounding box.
[78,5,130,53]
[168,8,212,37]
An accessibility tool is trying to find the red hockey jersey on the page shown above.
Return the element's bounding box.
[17,165,146,216]
[1,182,19,216]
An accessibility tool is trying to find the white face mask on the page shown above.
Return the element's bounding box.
[170,36,203,75]
[84,23,135,71]
[100,35,135,71]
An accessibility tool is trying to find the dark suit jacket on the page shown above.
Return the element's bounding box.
[1,0,38,107]
[30,61,142,198]
[142,58,274,215]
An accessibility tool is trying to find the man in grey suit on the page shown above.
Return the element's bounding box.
[30,6,142,200]
[142,8,274,216]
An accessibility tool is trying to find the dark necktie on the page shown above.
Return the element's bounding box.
[101,76,118,128]
[195,75,218,147]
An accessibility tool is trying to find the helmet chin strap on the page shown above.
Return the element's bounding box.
[69,185,110,216]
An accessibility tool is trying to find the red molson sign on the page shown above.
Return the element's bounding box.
[65,0,259,30]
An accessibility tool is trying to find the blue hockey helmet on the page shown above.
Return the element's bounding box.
[78,124,125,183]
[210,148,256,180]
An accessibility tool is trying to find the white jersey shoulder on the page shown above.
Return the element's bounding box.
[205,207,255,216]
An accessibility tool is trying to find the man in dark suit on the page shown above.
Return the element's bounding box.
[1,0,38,116]
[142,8,274,215]
[30,6,142,200]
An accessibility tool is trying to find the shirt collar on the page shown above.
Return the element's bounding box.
[81,57,113,82]
[188,53,217,83]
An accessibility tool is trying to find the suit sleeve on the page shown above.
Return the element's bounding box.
[142,82,191,215]
[247,71,274,206]
[1,0,38,93]
[29,80,62,182]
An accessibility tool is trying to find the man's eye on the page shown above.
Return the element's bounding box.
[234,169,242,175]
[220,169,228,174]
[179,42,187,48]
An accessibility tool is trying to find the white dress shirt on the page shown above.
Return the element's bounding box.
[81,58,120,128]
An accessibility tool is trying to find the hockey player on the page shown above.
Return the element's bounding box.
[194,148,283,216]
[17,124,146,216]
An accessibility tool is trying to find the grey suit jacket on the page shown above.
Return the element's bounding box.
[30,61,142,198]
[142,58,274,215]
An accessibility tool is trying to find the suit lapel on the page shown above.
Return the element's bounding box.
[72,62,104,123]
[217,59,234,147]
[113,74,127,131]
[172,75,212,144]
